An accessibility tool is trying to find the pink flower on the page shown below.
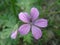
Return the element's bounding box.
[11,30,17,39]
[11,7,48,39]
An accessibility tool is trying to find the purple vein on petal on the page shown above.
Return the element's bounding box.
[18,24,30,35]
[18,12,30,23]
[31,25,42,39]
[30,7,39,21]
[34,19,48,27]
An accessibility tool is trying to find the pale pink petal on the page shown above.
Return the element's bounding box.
[18,24,30,35]
[30,7,39,21]
[18,12,30,23]
[34,19,48,27]
[11,30,17,39]
[32,25,42,39]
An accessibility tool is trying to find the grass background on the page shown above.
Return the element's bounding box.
[0,0,60,45]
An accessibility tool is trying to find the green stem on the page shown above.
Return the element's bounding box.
[11,0,17,15]
[48,11,60,15]
[45,11,60,15]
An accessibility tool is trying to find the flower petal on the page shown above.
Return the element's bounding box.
[18,12,30,23]
[11,30,17,39]
[34,19,48,27]
[18,24,30,35]
[32,25,42,39]
[30,7,39,21]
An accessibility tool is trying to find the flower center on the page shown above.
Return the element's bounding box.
[30,22,33,25]
[29,17,35,26]
[29,19,34,25]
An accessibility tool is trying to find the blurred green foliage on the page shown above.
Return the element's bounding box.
[0,0,60,45]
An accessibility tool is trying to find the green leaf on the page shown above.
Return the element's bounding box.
[23,33,32,44]
[0,24,18,39]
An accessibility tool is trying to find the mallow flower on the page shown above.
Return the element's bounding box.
[11,7,48,39]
